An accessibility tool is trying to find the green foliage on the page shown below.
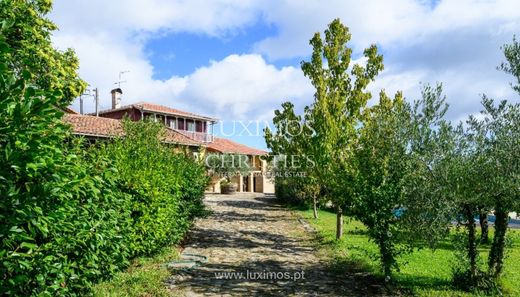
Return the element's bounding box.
[0,0,86,105]
[353,90,411,278]
[267,22,520,293]
[0,23,208,294]
[466,98,520,279]
[92,241,181,297]
[300,208,520,296]
[266,18,385,235]
[451,232,499,294]
[301,18,384,218]
[265,102,319,208]
[399,84,454,246]
[98,120,209,256]
[499,35,520,94]
[0,33,131,295]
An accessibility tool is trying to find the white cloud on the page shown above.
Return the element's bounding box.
[51,0,262,37]
[180,54,312,120]
[51,0,520,127]
[254,0,520,60]
[253,0,520,121]
[55,29,310,120]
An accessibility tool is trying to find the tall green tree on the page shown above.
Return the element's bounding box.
[467,37,520,279]
[399,84,455,248]
[467,98,520,279]
[301,18,384,239]
[443,122,489,284]
[353,90,410,278]
[0,0,86,105]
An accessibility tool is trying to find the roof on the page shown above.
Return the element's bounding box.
[63,114,201,146]
[207,137,267,156]
[95,102,217,122]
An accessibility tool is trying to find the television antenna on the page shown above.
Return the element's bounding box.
[115,70,130,89]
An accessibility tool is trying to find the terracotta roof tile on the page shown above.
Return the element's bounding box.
[96,102,217,121]
[63,114,200,146]
[64,114,124,137]
[207,137,267,156]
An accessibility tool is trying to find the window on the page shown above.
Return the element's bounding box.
[187,121,195,132]
[169,118,177,129]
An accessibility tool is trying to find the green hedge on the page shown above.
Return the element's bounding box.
[98,120,209,256]
[0,38,209,295]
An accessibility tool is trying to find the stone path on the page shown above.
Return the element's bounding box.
[165,193,386,296]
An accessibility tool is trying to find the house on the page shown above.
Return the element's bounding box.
[63,88,274,194]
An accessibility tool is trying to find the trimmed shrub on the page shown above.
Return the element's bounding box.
[97,120,209,256]
[0,37,208,295]
[0,41,132,294]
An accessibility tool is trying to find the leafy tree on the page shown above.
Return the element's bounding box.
[353,90,410,278]
[467,98,520,279]
[460,37,520,280]
[265,102,320,217]
[301,18,384,239]
[444,122,489,285]
[0,0,86,105]
[0,6,209,294]
[398,84,455,249]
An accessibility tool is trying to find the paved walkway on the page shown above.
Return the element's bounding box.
[165,193,386,296]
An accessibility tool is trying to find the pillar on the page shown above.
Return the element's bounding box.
[248,173,254,192]
[238,174,243,192]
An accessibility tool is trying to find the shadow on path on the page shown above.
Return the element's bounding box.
[166,193,390,296]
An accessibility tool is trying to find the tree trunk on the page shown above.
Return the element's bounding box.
[463,205,478,279]
[479,210,489,243]
[488,209,508,278]
[312,195,318,219]
[336,206,343,240]
[378,224,393,280]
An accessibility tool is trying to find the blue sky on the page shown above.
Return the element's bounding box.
[145,22,280,79]
[50,0,519,150]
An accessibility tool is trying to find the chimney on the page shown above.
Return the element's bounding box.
[110,88,123,109]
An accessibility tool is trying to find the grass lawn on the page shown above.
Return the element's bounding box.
[91,246,180,297]
[296,208,520,296]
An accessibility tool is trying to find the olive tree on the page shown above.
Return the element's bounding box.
[444,122,490,284]
[467,98,520,279]
[399,84,456,248]
[353,90,410,278]
[465,37,520,279]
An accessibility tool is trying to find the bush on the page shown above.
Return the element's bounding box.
[0,6,208,294]
[0,40,132,294]
[0,40,208,295]
[274,177,306,205]
[96,120,209,256]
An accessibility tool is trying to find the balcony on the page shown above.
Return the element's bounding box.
[175,129,214,143]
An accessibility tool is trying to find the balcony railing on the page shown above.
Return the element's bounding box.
[175,129,214,143]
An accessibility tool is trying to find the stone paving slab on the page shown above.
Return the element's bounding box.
[165,193,387,296]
